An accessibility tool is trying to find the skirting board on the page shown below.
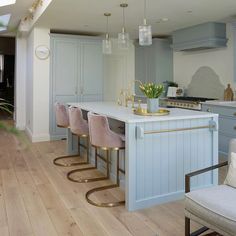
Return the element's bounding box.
[25,127,50,143]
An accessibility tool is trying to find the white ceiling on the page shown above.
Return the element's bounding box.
[0,0,35,35]
[36,0,236,38]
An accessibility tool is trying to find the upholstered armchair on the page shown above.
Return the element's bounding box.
[185,139,236,236]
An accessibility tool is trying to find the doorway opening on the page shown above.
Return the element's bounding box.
[0,37,15,121]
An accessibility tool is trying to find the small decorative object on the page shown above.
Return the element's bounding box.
[139,82,164,113]
[224,84,234,101]
[134,108,169,116]
[35,45,50,60]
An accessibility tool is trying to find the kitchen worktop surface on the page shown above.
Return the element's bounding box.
[68,102,218,123]
[203,100,236,108]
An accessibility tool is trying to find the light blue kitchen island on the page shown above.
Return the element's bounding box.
[67,102,218,211]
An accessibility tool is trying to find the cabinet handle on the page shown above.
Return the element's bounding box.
[234,112,236,116]
[207,108,212,112]
[234,126,236,130]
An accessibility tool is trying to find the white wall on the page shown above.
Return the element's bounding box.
[26,29,34,137]
[24,27,50,142]
[173,23,235,92]
[15,36,27,130]
[103,38,135,102]
[32,28,50,142]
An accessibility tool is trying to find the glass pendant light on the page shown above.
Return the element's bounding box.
[118,3,129,50]
[139,0,152,46]
[103,13,112,54]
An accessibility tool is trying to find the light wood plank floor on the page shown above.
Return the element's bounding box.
[0,131,226,236]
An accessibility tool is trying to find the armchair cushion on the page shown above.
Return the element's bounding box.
[224,152,236,188]
[185,185,236,235]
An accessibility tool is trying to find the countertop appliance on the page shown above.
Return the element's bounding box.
[167,87,184,97]
[165,97,216,110]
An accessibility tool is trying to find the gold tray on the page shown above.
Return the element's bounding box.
[133,108,170,116]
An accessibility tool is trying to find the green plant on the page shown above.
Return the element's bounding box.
[0,98,20,135]
[139,82,164,99]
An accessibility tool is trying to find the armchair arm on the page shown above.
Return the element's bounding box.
[185,161,228,193]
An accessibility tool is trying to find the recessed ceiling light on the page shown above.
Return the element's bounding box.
[0,0,16,7]
[0,14,11,31]
[156,18,169,23]
[161,18,169,22]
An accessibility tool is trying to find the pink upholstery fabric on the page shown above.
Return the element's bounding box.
[68,107,89,136]
[55,102,69,128]
[88,112,125,149]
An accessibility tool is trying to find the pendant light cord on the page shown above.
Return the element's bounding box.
[144,0,147,25]
[123,7,126,32]
[106,16,109,34]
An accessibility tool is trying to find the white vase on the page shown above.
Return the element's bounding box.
[147,98,159,113]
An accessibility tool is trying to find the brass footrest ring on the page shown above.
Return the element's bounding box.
[53,155,89,167]
[67,167,109,183]
[85,184,125,207]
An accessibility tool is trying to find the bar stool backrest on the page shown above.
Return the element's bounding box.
[55,102,69,128]
[68,107,89,136]
[88,112,124,149]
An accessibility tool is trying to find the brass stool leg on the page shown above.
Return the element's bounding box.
[67,147,110,183]
[85,149,125,207]
[53,136,90,167]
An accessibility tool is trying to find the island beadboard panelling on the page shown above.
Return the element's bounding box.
[127,117,217,211]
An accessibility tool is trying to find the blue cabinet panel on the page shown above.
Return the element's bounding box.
[50,35,104,140]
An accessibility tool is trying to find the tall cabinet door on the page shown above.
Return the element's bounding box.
[50,38,78,139]
[80,41,103,102]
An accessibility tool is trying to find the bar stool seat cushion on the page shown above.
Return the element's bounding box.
[88,113,125,149]
[69,107,89,136]
[55,102,69,128]
[185,185,236,235]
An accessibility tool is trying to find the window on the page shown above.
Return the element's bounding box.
[0,0,16,7]
[0,14,11,31]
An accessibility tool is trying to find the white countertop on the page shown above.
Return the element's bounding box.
[68,102,218,123]
[203,100,236,108]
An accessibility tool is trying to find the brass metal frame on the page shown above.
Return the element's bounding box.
[144,124,216,135]
[85,148,125,207]
[67,147,110,183]
[53,135,90,167]
[185,161,228,236]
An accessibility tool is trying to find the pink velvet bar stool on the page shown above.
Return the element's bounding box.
[85,112,125,207]
[67,108,118,183]
[53,103,89,167]
[66,106,103,182]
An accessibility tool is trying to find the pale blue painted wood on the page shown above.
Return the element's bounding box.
[81,41,103,97]
[125,122,137,211]
[134,38,173,96]
[130,117,218,211]
[202,104,236,157]
[50,34,104,140]
[172,22,227,51]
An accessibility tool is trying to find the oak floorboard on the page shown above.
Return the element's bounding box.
[0,133,226,236]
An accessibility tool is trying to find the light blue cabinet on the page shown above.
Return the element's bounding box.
[135,38,173,95]
[50,34,103,140]
[202,104,236,156]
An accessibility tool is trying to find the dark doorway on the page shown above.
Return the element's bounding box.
[0,37,15,120]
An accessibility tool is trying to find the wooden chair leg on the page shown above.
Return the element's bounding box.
[185,217,190,236]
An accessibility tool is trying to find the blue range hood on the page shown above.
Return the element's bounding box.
[171,22,228,51]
